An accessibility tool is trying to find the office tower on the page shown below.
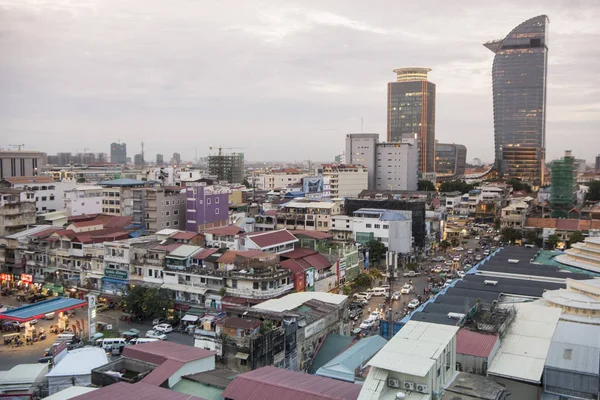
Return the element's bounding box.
[110,142,127,164]
[0,150,44,179]
[550,150,576,218]
[57,152,72,166]
[207,152,244,184]
[134,154,144,166]
[387,67,436,175]
[345,133,418,191]
[172,152,181,167]
[436,143,467,177]
[156,154,164,165]
[596,155,600,172]
[484,15,549,187]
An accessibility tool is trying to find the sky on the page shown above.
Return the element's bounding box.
[0,0,599,164]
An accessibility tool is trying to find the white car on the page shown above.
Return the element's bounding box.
[152,323,173,333]
[467,249,474,254]
[445,260,453,266]
[403,270,420,278]
[433,266,443,273]
[353,292,372,301]
[457,271,466,278]
[145,330,167,340]
[453,247,464,251]
[368,311,382,321]
[407,299,420,309]
[359,319,376,329]
[400,284,412,295]
[391,291,401,300]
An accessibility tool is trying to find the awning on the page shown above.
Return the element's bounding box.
[235,352,249,360]
[185,286,208,295]
[102,278,128,284]
[181,314,199,322]
[161,283,208,295]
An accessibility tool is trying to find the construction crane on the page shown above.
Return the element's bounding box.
[209,146,246,181]
[9,144,25,151]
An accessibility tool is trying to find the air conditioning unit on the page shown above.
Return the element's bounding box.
[416,384,429,393]
[484,280,498,286]
[403,382,414,391]
[387,379,400,388]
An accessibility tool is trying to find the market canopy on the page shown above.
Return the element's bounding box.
[181,314,199,322]
[0,297,87,322]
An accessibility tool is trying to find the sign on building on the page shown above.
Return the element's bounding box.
[87,294,97,340]
[104,269,128,280]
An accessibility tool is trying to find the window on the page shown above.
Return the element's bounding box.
[49,195,55,200]
[166,222,170,227]
[253,282,259,290]
[165,200,170,206]
[374,224,380,229]
[383,225,389,229]
[185,275,190,281]
[261,281,268,291]
[366,224,372,228]
[215,197,219,204]
[174,221,179,226]
[174,210,179,215]
[215,209,219,215]
[206,198,211,205]
[166,211,170,216]
[232,280,238,289]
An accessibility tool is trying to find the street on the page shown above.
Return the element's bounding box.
[0,297,194,370]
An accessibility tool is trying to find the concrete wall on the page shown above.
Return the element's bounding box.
[346,134,379,190]
[168,356,215,387]
[489,376,541,400]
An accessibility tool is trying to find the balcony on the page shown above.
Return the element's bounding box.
[228,270,290,281]
[226,283,294,299]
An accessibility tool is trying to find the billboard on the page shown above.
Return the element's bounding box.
[305,268,315,291]
[88,295,97,340]
[303,176,323,194]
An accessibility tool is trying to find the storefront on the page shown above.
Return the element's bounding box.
[204,294,223,310]
[101,269,128,296]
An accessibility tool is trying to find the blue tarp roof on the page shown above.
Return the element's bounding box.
[380,211,408,221]
[0,297,87,322]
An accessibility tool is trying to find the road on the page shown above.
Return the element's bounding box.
[0,297,194,370]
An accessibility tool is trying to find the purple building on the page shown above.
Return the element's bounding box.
[186,183,231,233]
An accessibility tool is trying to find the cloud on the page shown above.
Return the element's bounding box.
[0,0,599,164]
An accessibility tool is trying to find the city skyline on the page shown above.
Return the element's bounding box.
[1,1,599,163]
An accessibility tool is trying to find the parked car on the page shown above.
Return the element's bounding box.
[403,270,420,277]
[152,323,173,333]
[353,292,372,301]
[444,260,453,266]
[29,319,38,326]
[359,319,376,329]
[152,318,167,326]
[96,304,109,313]
[145,330,167,340]
[368,311,381,321]
[467,249,474,254]
[475,255,483,261]
[400,284,413,295]
[391,291,401,300]
[457,271,466,278]
[407,299,420,309]
[453,247,464,251]
[433,266,443,273]
[349,301,365,309]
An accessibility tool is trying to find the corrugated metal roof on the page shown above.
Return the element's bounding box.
[545,341,600,375]
[123,341,215,364]
[316,335,387,382]
[456,329,498,358]
[221,366,361,400]
[245,229,298,248]
[204,225,243,236]
[488,303,561,384]
[141,359,184,386]
[551,320,600,348]
[367,321,459,377]
[70,381,206,400]
[167,244,202,258]
[310,334,355,375]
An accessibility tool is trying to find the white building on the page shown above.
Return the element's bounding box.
[2,176,77,214]
[251,169,310,191]
[359,321,459,400]
[330,215,353,241]
[345,134,418,191]
[63,186,103,216]
[45,347,108,395]
[352,208,412,254]
[320,164,368,198]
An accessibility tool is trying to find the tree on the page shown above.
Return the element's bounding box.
[586,181,600,202]
[501,227,522,243]
[450,238,459,247]
[365,240,386,266]
[418,180,436,191]
[567,231,585,248]
[439,240,451,252]
[353,273,372,290]
[507,179,532,193]
[123,286,173,320]
[524,230,540,246]
[439,180,475,194]
[242,179,251,189]
[547,234,560,250]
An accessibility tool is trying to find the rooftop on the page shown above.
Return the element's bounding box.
[455,329,499,358]
[284,201,337,209]
[368,321,459,377]
[98,178,148,187]
[288,230,334,240]
[244,229,298,248]
[442,372,506,400]
[253,292,347,313]
[167,244,202,259]
[42,386,98,400]
[220,316,261,330]
[545,320,600,375]
[204,225,244,236]
[221,366,361,400]
[122,341,215,365]
[0,297,87,322]
[0,363,48,385]
[69,381,206,400]
[3,176,55,184]
[46,347,109,377]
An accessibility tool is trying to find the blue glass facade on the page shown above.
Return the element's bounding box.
[485,16,549,186]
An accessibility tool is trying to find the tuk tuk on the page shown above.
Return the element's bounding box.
[3,332,20,345]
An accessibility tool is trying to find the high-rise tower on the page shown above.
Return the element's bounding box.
[110,142,127,164]
[484,15,549,187]
[387,67,436,175]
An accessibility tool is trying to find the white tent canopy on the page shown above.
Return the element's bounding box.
[181,314,199,322]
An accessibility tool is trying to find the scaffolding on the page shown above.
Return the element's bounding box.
[550,154,575,218]
[208,153,244,184]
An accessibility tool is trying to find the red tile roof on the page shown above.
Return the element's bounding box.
[172,231,198,240]
[102,215,134,228]
[194,248,219,260]
[281,259,312,274]
[123,341,215,364]
[141,358,184,386]
[220,316,261,330]
[264,210,277,216]
[70,381,206,400]
[4,176,55,184]
[456,328,498,358]
[245,230,297,248]
[303,254,332,270]
[221,366,361,400]
[525,217,557,229]
[30,227,62,238]
[287,230,334,240]
[204,225,243,236]
[218,251,238,264]
[70,219,104,228]
[281,248,318,259]
[556,219,580,231]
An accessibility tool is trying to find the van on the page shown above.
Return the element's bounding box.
[95,338,127,351]
[371,287,389,297]
[55,334,74,343]
[129,338,159,345]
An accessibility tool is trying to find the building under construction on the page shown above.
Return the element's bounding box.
[208,152,244,184]
[550,150,576,218]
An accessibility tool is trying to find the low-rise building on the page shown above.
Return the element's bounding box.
[132,187,186,232]
[500,200,528,230]
[0,176,77,215]
[0,188,36,236]
[541,278,600,324]
[63,186,103,216]
[237,230,298,255]
[352,208,412,254]
[320,164,368,198]
[455,328,500,376]
[276,201,342,232]
[99,178,148,216]
[203,226,243,250]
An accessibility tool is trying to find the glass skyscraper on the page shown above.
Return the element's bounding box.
[387,67,436,175]
[484,15,549,187]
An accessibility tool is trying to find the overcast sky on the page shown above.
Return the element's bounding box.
[1,0,599,163]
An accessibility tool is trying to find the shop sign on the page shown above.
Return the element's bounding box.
[104,269,128,280]
[20,274,33,283]
[174,303,190,311]
[88,295,97,340]
[0,274,12,282]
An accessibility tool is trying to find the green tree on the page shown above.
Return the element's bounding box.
[365,240,386,266]
[507,179,532,193]
[524,230,540,246]
[501,227,522,243]
[439,180,475,194]
[418,180,436,191]
[586,181,600,202]
[450,238,459,247]
[439,240,451,252]
[547,234,560,250]
[405,262,418,271]
[353,273,372,290]
[567,231,585,248]
[242,179,251,189]
[123,286,173,320]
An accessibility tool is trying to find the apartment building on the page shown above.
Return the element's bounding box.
[0,150,44,179]
[330,215,353,242]
[0,188,36,236]
[99,179,148,216]
[63,186,103,216]
[186,183,231,233]
[0,176,77,214]
[352,208,412,254]
[276,201,342,232]
[320,164,368,198]
[132,187,186,232]
[251,169,309,190]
